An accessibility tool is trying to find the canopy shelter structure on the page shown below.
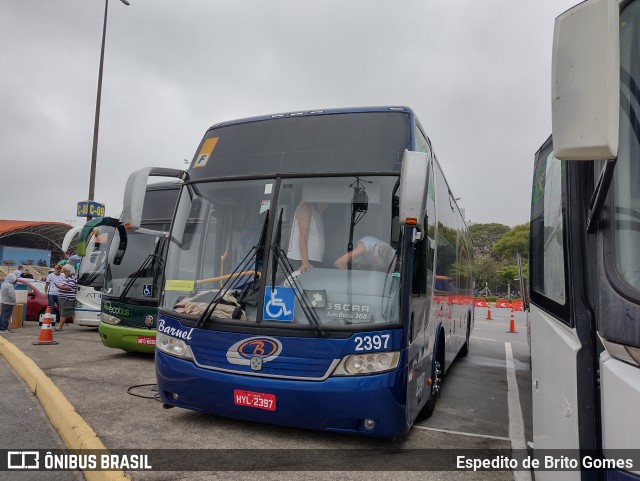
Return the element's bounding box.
[0,220,75,270]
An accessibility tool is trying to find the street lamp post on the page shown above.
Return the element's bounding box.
[87,0,130,217]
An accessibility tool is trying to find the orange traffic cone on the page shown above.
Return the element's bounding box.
[32,307,59,345]
[507,307,518,333]
[486,302,493,320]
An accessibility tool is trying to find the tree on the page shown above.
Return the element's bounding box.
[496,264,528,298]
[492,223,529,262]
[474,254,504,296]
[469,223,510,257]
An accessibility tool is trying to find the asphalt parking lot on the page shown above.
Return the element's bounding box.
[0,308,530,481]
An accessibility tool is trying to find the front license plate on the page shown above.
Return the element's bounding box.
[234,389,276,411]
[137,336,156,346]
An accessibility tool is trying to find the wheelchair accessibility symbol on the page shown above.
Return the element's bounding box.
[263,286,295,322]
[142,284,152,297]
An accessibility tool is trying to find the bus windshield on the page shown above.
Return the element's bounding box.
[161,175,402,331]
[104,227,166,301]
[612,0,640,298]
[77,226,116,289]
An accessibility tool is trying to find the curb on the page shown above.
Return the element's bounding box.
[0,336,130,481]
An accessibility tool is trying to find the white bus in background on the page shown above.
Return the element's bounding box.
[62,223,116,327]
[531,1,640,480]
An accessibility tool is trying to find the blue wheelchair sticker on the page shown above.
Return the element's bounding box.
[263,286,295,322]
[142,284,153,297]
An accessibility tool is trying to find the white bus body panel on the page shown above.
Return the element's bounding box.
[601,352,640,475]
[73,286,101,327]
[531,304,581,481]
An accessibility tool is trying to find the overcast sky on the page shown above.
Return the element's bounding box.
[1,0,577,228]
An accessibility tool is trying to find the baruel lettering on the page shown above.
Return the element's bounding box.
[157,319,193,340]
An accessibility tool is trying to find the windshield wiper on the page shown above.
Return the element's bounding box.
[118,251,162,301]
[196,211,268,328]
[79,267,103,287]
[587,160,616,233]
[268,208,325,336]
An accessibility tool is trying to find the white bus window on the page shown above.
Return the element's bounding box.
[531,144,568,314]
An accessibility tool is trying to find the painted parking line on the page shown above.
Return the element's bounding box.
[413,424,511,442]
[506,341,531,481]
[471,336,500,342]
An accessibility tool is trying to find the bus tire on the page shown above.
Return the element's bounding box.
[421,337,444,419]
[460,314,471,358]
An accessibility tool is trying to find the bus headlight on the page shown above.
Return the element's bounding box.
[156,332,194,361]
[332,351,400,376]
[100,313,121,325]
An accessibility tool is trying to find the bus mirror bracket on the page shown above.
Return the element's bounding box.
[77,217,120,257]
[112,224,128,266]
[552,0,619,161]
[399,149,428,234]
[122,167,187,231]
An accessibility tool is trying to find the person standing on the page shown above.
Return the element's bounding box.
[20,267,34,279]
[0,273,18,333]
[45,265,65,312]
[287,202,327,273]
[54,265,76,332]
[12,266,23,278]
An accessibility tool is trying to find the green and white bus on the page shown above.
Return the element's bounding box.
[79,178,181,353]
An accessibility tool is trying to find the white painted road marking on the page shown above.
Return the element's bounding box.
[506,341,531,481]
[413,424,510,441]
[471,336,499,342]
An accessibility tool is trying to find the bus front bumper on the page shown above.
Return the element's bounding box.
[156,350,409,437]
[99,322,156,353]
[73,308,101,327]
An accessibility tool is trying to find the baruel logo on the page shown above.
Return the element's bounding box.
[226,336,282,366]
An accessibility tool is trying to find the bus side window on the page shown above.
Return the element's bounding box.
[530,142,570,324]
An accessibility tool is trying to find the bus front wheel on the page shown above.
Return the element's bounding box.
[420,341,444,419]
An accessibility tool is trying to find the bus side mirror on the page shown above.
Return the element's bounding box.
[122,167,187,230]
[399,150,428,232]
[552,0,619,160]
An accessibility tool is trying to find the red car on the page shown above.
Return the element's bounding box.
[16,278,59,322]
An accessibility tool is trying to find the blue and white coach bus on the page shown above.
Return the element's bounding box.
[531,1,640,479]
[62,223,115,327]
[122,107,473,437]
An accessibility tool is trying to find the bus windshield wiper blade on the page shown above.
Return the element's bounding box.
[79,268,102,287]
[118,253,159,301]
[270,209,284,292]
[196,211,268,328]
